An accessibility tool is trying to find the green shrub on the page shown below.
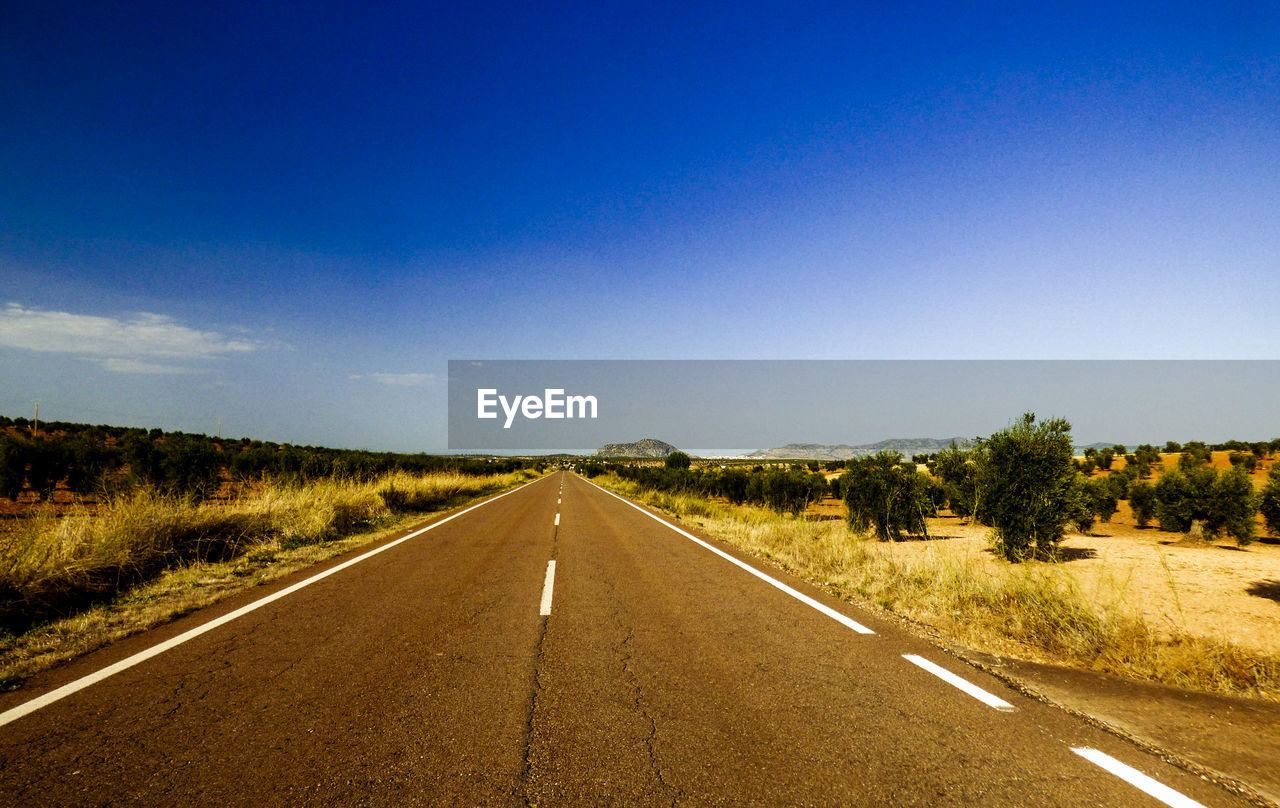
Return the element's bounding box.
[1128,481,1157,528]
[1207,465,1259,545]
[1178,443,1212,471]
[664,451,692,470]
[1154,464,1256,544]
[1084,477,1119,523]
[1228,451,1257,472]
[929,442,978,517]
[842,451,932,541]
[1069,474,1095,535]
[1131,444,1160,479]
[976,413,1078,561]
[25,438,70,501]
[1105,465,1135,500]
[1154,467,1213,533]
[0,437,29,500]
[1096,448,1115,470]
[1261,465,1280,537]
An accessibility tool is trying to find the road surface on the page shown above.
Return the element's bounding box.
[0,472,1248,806]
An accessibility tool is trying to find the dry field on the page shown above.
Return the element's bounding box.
[875,508,1280,658]
[804,450,1280,659]
[807,490,1280,655]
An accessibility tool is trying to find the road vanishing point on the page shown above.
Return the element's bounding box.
[0,472,1248,807]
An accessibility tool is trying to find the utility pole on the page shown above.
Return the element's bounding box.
[217,417,222,440]
[32,401,38,437]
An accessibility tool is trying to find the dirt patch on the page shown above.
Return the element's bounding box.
[805,454,1280,657]
[868,510,1280,657]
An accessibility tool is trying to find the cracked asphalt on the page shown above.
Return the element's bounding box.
[0,472,1261,806]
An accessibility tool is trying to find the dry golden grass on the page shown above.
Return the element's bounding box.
[0,469,536,686]
[597,475,1280,700]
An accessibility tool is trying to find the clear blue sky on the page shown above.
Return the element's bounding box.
[2,1,1277,450]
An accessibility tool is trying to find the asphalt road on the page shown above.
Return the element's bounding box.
[0,471,1253,807]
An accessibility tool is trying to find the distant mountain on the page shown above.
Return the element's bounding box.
[594,438,683,458]
[745,437,969,460]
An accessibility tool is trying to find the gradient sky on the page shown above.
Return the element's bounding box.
[2,1,1277,450]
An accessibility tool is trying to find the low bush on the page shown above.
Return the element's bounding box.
[841,451,933,541]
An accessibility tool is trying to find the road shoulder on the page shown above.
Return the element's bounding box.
[957,651,1280,808]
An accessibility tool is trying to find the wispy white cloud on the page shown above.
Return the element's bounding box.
[349,372,435,387]
[0,303,255,372]
[95,357,200,375]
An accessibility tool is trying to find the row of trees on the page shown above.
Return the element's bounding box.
[865,414,1087,559]
[609,461,832,516]
[588,450,838,516]
[926,416,1276,557]
[598,414,1279,563]
[1076,443,1161,476]
[0,423,537,502]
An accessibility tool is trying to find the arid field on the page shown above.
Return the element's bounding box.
[879,510,1280,657]
[805,450,1280,658]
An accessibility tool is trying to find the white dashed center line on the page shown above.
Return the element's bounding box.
[539,560,557,616]
[901,654,1014,711]
[1070,748,1206,808]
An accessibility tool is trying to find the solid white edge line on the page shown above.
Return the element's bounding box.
[0,474,552,728]
[1071,748,1206,808]
[901,654,1015,712]
[583,478,874,634]
[539,560,556,616]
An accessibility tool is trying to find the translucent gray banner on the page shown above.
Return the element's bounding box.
[447,360,1280,453]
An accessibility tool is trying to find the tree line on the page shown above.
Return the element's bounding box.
[589,417,1280,563]
[919,416,1277,558]
[595,450,833,516]
[0,416,538,502]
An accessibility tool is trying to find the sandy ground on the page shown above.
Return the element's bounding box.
[807,494,1280,656]
[803,451,1280,655]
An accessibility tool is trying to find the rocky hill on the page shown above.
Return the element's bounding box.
[746,437,969,460]
[594,438,682,458]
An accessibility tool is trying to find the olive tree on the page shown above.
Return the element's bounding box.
[928,441,979,518]
[1128,481,1158,528]
[1083,477,1118,523]
[664,451,691,470]
[1260,465,1280,537]
[976,413,1078,562]
[842,451,932,541]
[1154,464,1257,544]
[1208,465,1259,545]
[1154,466,1214,533]
[0,437,28,500]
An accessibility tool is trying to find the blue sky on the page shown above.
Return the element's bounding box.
[2,1,1277,450]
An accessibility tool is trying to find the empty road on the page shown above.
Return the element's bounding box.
[0,472,1248,806]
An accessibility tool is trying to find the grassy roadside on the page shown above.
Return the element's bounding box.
[0,469,539,688]
[592,474,1280,701]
